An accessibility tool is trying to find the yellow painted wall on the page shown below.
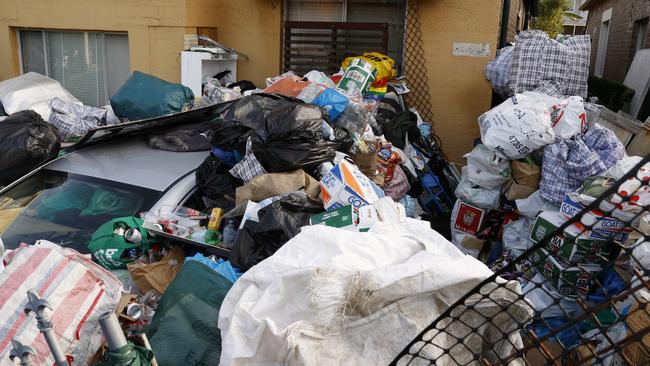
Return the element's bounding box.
[418,0,503,163]
[0,0,281,86]
[0,0,497,162]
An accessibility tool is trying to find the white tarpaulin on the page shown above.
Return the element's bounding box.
[218,219,533,365]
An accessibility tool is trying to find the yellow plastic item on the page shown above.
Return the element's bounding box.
[342,52,396,88]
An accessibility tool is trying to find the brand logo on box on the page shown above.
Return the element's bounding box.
[463,211,476,225]
[561,202,579,217]
[543,260,554,280]
[535,225,547,240]
[550,235,563,251]
[576,272,592,298]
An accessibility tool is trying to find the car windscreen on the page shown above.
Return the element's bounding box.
[0,169,161,253]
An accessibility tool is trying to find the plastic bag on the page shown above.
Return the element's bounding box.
[455,176,501,209]
[341,52,396,89]
[229,192,324,271]
[605,155,643,179]
[540,124,624,204]
[263,77,311,97]
[478,94,555,159]
[303,70,336,88]
[515,190,559,217]
[213,94,292,153]
[296,83,326,103]
[502,217,533,257]
[0,72,80,120]
[464,144,511,189]
[110,71,194,120]
[251,102,352,174]
[195,154,242,209]
[87,216,157,270]
[0,110,61,186]
[524,92,586,138]
[332,101,371,136]
[312,88,349,121]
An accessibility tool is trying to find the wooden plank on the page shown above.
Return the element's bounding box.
[626,128,650,157]
[285,21,387,31]
[286,32,385,39]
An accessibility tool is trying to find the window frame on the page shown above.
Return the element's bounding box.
[15,28,128,106]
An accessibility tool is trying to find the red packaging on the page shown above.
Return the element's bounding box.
[452,201,486,235]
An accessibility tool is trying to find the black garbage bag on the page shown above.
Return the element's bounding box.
[384,111,421,150]
[195,155,242,208]
[0,110,60,185]
[229,192,324,271]
[251,103,352,175]
[212,94,293,153]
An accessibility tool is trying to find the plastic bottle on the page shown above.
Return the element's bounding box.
[222,219,237,249]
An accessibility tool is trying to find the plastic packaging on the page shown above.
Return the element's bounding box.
[478,94,555,159]
[0,72,81,120]
[0,110,61,186]
[464,144,511,189]
[222,219,237,249]
[296,83,326,103]
[303,70,336,89]
[454,176,501,209]
[502,217,533,257]
[110,71,194,120]
[312,88,349,121]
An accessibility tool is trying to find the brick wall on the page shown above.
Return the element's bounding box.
[587,0,650,82]
[506,0,525,43]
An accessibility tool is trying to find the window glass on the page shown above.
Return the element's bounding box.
[0,170,160,253]
[19,30,129,106]
[19,30,46,75]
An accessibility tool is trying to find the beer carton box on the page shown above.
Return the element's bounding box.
[309,204,380,232]
[451,201,486,235]
[532,248,601,298]
[320,160,385,211]
[559,193,632,242]
[530,211,613,264]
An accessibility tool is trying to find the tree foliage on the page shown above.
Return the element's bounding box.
[533,0,575,39]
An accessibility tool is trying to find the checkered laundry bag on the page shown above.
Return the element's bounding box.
[540,124,624,204]
[0,241,122,366]
[485,45,513,98]
[48,98,108,142]
[509,30,591,98]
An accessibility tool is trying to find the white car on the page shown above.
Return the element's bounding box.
[0,136,212,254]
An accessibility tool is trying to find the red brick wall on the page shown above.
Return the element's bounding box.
[586,0,650,82]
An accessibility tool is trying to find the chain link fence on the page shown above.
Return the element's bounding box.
[392,154,650,365]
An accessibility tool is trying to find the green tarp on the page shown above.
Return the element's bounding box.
[145,260,232,366]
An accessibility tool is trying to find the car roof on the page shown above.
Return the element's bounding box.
[46,137,209,191]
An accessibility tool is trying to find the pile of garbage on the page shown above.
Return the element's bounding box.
[0,51,516,366]
[441,30,650,364]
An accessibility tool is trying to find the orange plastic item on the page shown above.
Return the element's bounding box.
[264,77,311,97]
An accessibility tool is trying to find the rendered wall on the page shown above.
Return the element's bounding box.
[417,0,503,163]
[0,0,280,86]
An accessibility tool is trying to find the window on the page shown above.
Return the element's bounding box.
[286,0,406,68]
[0,169,160,253]
[634,18,649,53]
[594,9,611,78]
[18,29,130,107]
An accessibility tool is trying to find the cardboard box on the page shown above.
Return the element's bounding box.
[559,193,633,242]
[309,204,383,232]
[623,299,650,364]
[320,160,385,211]
[530,211,613,264]
[451,201,486,235]
[532,248,602,298]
